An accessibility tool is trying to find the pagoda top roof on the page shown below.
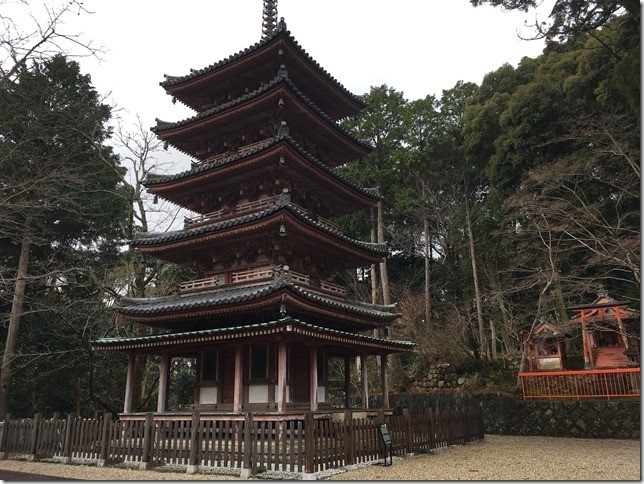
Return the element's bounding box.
[115,273,399,322]
[152,73,371,163]
[143,134,381,202]
[132,198,386,255]
[92,316,414,353]
[160,18,365,117]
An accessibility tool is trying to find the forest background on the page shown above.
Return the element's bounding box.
[0,0,639,417]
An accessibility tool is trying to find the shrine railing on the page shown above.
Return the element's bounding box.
[519,368,640,400]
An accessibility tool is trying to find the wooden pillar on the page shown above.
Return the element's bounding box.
[344,355,351,409]
[581,319,594,369]
[361,353,369,410]
[187,411,201,473]
[309,346,318,412]
[157,352,171,413]
[380,353,389,409]
[277,341,287,412]
[615,308,630,348]
[124,352,136,413]
[233,345,243,413]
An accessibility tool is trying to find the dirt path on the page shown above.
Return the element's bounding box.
[0,434,639,480]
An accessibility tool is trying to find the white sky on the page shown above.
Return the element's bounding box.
[63,0,554,131]
[36,0,554,229]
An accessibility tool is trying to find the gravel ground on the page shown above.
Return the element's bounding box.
[329,435,641,481]
[0,434,639,480]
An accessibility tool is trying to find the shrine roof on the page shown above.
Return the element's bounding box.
[152,74,371,153]
[132,200,387,255]
[92,317,414,353]
[143,135,381,201]
[568,297,634,311]
[160,20,365,110]
[115,276,399,322]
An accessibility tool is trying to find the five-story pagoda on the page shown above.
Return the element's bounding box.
[93,12,414,415]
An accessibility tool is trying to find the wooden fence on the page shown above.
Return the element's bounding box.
[0,407,484,477]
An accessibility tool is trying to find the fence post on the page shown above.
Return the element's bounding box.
[97,413,112,467]
[426,408,435,450]
[477,406,485,440]
[139,413,154,470]
[186,412,201,474]
[60,413,75,464]
[303,412,315,478]
[27,413,41,461]
[344,411,355,467]
[240,412,254,479]
[402,408,414,455]
[0,413,11,460]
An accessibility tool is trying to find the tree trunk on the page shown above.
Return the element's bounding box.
[377,200,391,306]
[0,221,32,419]
[371,207,380,339]
[370,207,378,305]
[423,208,432,327]
[551,278,567,325]
[465,197,488,361]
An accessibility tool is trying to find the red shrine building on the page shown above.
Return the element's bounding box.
[520,292,640,399]
[93,18,414,414]
[569,293,639,370]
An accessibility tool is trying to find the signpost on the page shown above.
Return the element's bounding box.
[378,424,393,466]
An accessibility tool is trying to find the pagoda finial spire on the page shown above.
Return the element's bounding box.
[262,0,279,39]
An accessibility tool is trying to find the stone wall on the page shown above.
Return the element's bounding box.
[408,363,467,392]
[370,393,640,440]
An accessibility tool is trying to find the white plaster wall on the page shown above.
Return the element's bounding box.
[273,384,291,403]
[248,384,269,403]
[317,386,326,403]
[199,386,218,404]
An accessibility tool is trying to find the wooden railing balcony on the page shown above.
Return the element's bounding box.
[178,265,347,299]
[178,275,223,294]
[196,139,271,166]
[184,197,278,229]
[184,197,343,235]
[519,368,640,400]
[230,265,276,285]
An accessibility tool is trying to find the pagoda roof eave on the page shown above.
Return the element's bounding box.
[132,202,387,256]
[159,24,365,115]
[115,278,400,326]
[92,317,413,354]
[143,135,381,204]
[151,75,371,162]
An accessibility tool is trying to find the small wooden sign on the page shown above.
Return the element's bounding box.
[379,424,391,445]
[378,424,393,466]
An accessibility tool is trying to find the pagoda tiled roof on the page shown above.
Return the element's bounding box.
[116,276,399,322]
[132,200,387,255]
[143,134,381,201]
[152,74,371,156]
[159,21,365,110]
[92,317,413,353]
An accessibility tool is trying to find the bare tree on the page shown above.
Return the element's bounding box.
[0,0,101,85]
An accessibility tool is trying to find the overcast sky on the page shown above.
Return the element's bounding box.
[61,0,554,130]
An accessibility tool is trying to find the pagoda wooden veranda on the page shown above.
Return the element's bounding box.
[92,18,414,415]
